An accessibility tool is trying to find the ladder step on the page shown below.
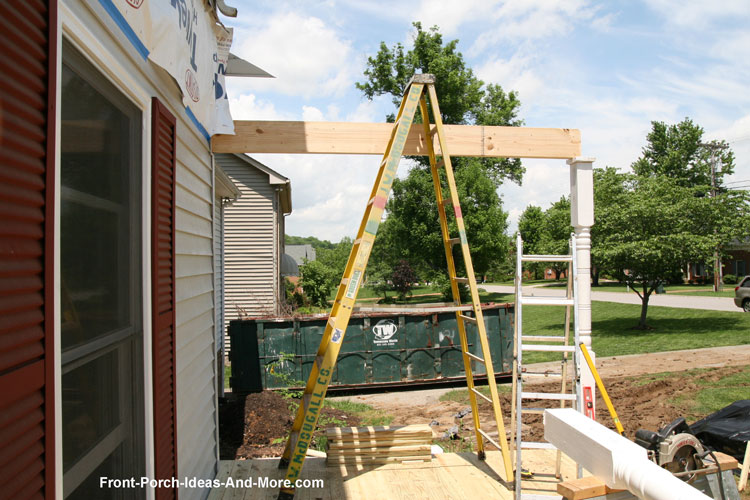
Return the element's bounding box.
[341,278,350,285]
[459,314,477,325]
[520,296,574,306]
[436,159,445,169]
[465,352,485,365]
[522,371,563,379]
[478,428,504,452]
[522,345,575,353]
[521,392,576,401]
[471,387,491,403]
[520,442,557,450]
[453,277,469,284]
[448,237,461,246]
[521,254,573,263]
[327,316,337,327]
[315,355,324,370]
[521,335,566,342]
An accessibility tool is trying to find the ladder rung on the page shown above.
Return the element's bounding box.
[442,198,452,206]
[327,316,337,327]
[521,254,573,262]
[521,335,566,342]
[521,408,547,414]
[314,355,324,369]
[522,371,563,379]
[520,296,574,306]
[453,277,469,284]
[471,387,491,403]
[521,392,576,401]
[303,393,311,409]
[522,345,575,353]
[341,278,350,285]
[520,442,556,450]
[448,237,461,246]
[436,159,445,169]
[353,238,362,245]
[477,428,504,452]
[459,314,477,325]
[465,352,485,365]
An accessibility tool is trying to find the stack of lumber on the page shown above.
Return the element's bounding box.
[325,425,433,465]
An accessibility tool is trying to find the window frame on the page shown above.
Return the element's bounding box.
[58,6,156,498]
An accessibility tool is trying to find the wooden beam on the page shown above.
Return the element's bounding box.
[211,120,581,159]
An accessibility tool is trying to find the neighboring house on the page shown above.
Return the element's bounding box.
[723,239,750,278]
[0,3,262,499]
[286,244,317,265]
[216,154,292,340]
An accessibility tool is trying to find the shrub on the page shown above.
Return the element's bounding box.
[299,260,335,308]
[435,273,471,302]
[723,274,738,285]
[391,260,417,300]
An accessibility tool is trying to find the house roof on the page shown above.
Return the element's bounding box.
[286,244,316,265]
[226,153,292,214]
[215,165,241,201]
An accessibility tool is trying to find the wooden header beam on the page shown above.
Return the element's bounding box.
[211,121,581,159]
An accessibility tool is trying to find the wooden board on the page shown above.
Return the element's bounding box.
[212,121,582,159]
[327,445,431,457]
[327,438,428,449]
[326,455,432,465]
[557,476,624,500]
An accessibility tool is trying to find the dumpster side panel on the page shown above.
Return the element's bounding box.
[228,320,263,392]
[403,315,436,380]
[334,318,367,385]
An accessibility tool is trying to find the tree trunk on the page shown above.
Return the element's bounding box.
[639,285,651,329]
[591,266,600,287]
[554,267,562,280]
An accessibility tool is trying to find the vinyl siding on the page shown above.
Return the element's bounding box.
[216,155,282,354]
[66,3,220,499]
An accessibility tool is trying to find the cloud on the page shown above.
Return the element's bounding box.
[641,0,749,30]
[475,54,544,104]
[411,0,497,36]
[226,92,292,120]
[231,12,358,98]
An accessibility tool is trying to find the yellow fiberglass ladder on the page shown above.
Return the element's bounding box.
[511,233,583,500]
[277,74,515,499]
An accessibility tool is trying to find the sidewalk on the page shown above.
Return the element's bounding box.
[480,284,741,313]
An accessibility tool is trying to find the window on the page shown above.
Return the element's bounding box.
[736,260,746,277]
[61,41,145,499]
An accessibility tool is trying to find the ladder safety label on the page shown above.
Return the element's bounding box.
[345,270,362,299]
[331,328,343,344]
[355,241,372,268]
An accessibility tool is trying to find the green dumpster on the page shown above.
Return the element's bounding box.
[229,303,514,393]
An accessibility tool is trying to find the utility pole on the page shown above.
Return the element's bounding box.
[700,141,728,292]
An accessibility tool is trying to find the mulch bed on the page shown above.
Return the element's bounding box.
[219,390,361,459]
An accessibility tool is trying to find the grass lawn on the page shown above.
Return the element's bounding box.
[520,301,750,364]
[567,281,738,298]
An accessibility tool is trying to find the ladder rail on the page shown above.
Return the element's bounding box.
[277,80,426,498]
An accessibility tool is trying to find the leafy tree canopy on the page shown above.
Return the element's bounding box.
[356,22,524,185]
[632,118,735,188]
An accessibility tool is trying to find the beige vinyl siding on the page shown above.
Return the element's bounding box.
[70,3,221,499]
[216,156,280,353]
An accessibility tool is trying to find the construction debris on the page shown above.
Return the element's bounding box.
[325,424,433,465]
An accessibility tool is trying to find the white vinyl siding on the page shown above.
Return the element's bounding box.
[69,3,220,499]
[216,155,280,353]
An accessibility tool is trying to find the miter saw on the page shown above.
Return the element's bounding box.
[634,417,706,478]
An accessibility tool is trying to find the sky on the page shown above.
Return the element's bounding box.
[221,0,750,242]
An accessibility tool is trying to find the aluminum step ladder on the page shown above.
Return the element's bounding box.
[276,74,514,499]
[511,233,582,500]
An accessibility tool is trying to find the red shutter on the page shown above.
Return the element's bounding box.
[152,97,179,499]
[0,2,56,499]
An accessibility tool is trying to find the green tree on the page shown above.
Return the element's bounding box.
[298,260,335,308]
[591,167,629,286]
[391,259,418,300]
[357,22,524,184]
[517,205,545,279]
[538,197,573,280]
[359,23,516,279]
[372,161,509,278]
[317,236,353,281]
[632,118,734,188]
[594,174,720,329]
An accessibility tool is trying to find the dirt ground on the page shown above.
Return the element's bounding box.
[219,390,360,459]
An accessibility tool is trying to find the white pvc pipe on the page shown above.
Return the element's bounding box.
[544,408,711,500]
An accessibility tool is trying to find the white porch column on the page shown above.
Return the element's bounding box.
[568,157,595,349]
[569,157,596,418]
